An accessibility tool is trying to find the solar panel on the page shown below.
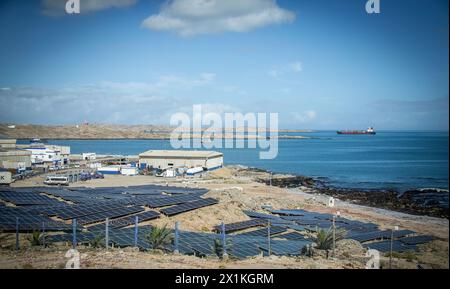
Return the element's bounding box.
[269,209,306,216]
[235,226,286,237]
[55,202,134,220]
[259,240,311,256]
[77,206,145,225]
[349,230,415,243]
[213,218,268,233]
[399,235,435,245]
[364,240,417,253]
[88,210,160,231]
[275,231,307,240]
[228,242,263,259]
[146,194,203,208]
[0,212,71,232]
[160,198,218,216]
[0,191,63,206]
[243,210,283,220]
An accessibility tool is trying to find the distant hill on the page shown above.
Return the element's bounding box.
[0,124,313,140]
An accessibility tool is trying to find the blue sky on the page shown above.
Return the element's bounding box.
[0,0,448,130]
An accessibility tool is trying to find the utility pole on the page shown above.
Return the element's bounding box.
[389,226,399,269]
[332,211,340,258]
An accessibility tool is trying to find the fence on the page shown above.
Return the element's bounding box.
[3,218,305,260]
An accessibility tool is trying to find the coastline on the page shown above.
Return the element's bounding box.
[5,165,449,269]
[249,167,449,219]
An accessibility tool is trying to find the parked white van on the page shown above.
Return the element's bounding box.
[44,175,69,186]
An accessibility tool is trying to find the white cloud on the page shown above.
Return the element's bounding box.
[268,69,281,78]
[290,61,302,72]
[0,73,217,124]
[291,110,316,123]
[222,85,247,95]
[268,61,302,78]
[142,0,295,37]
[42,0,138,16]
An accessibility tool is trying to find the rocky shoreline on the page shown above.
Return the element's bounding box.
[250,169,449,219]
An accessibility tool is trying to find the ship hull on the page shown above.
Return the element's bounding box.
[337,131,376,135]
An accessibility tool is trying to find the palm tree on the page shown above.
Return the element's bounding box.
[146,225,173,251]
[28,231,43,247]
[313,227,347,258]
[212,238,233,259]
[89,234,105,248]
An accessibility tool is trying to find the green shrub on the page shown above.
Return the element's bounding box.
[211,238,233,259]
[89,234,105,248]
[27,231,43,247]
[146,225,173,251]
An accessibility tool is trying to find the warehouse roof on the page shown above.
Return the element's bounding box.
[139,150,223,159]
[0,148,32,156]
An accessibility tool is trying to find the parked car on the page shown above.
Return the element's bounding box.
[92,172,104,179]
[79,173,92,181]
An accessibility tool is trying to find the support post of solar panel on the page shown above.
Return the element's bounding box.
[174,221,180,254]
[389,226,399,269]
[221,222,228,259]
[42,221,46,248]
[267,221,271,256]
[332,215,336,258]
[134,216,139,247]
[389,230,394,269]
[15,217,19,251]
[105,218,109,249]
[72,219,77,249]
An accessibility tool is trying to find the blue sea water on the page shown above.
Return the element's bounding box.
[23,131,449,192]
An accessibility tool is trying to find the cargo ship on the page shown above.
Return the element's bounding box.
[337,127,376,135]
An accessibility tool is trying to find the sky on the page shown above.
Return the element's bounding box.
[0,0,448,130]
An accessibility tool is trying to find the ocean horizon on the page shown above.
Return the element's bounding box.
[18,130,449,192]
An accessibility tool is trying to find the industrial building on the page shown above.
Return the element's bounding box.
[19,143,70,166]
[0,138,16,149]
[138,150,223,171]
[0,148,32,171]
[0,138,32,172]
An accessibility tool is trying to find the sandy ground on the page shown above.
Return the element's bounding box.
[3,166,449,269]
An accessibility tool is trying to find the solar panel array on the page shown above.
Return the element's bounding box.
[398,235,435,245]
[0,185,215,232]
[364,240,417,253]
[259,240,310,256]
[160,198,218,216]
[348,230,415,243]
[214,218,268,233]
[1,185,436,258]
[275,231,307,240]
[146,194,203,208]
[77,206,145,225]
[87,210,160,231]
[244,208,436,254]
